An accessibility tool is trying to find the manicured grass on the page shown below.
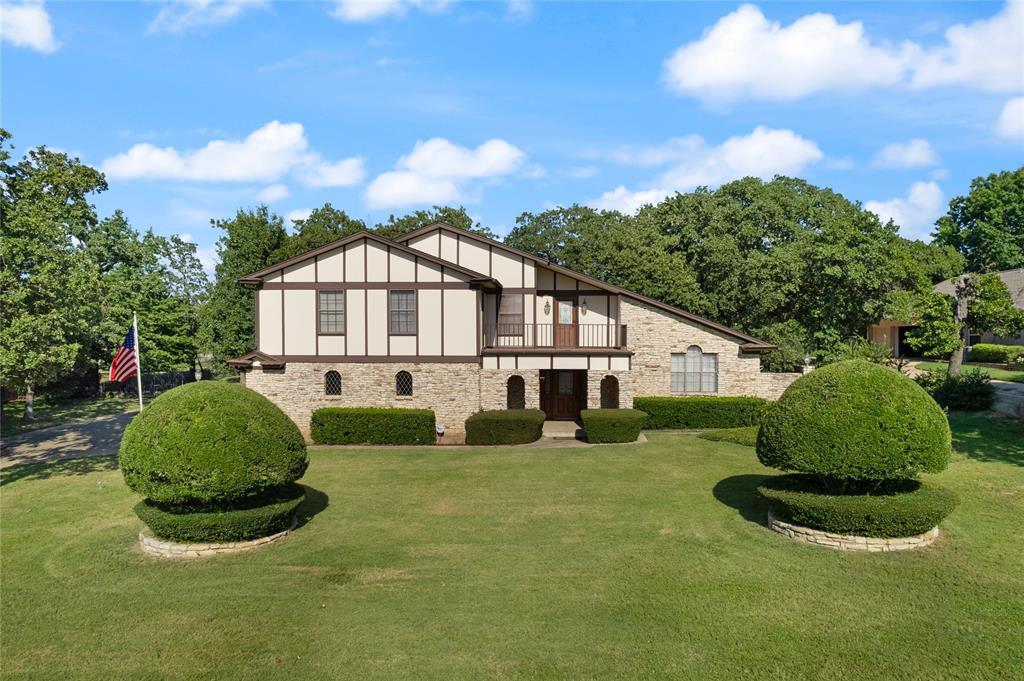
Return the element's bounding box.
[1,396,137,437]
[698,426,759,447]
[916,361,1024,383]
[2,428,1023,680]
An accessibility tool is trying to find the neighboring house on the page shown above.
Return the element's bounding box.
[230,223,802,441]
[867,268,1024,356]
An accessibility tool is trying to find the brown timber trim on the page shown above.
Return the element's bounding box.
[476,289,482,356]
[254,287,260,349]
[261,282,475,290]
[280,286,285,356]
[275,355,480,364]
[481,348,633,357]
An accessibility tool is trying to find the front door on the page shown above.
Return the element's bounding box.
[540,370,584,420]
[554,298,577,347]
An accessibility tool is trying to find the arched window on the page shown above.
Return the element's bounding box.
[600,375,619,409]
[670,345,718,393]
[324,370,342,396]
[396,370,413,396]
[506,375,526,409]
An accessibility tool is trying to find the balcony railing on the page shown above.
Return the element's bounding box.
[483,323,627,349]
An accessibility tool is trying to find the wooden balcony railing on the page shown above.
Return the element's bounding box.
[483,323,627,349]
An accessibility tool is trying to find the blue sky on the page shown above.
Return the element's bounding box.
[2,0,1022,271]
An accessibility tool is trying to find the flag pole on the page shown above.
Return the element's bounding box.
[133,312,144,411]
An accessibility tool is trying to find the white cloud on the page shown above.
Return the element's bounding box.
[872,139,939,168]
[910,2,1024,92]
[662,4,912,102]
[996,97,1024,139]
[297,157,366,187]
[591,126,823,214]
[101,121,364,189]
[506,1,532,22]
[865,181,945,240]
[147,0,268,35]
[330,0,451,23]
[567,166,598,179]
[365,137,525,208]
[0,1,59,53]
[256,183,289,202]
[285,208,314,224]
[662,2,1023,103]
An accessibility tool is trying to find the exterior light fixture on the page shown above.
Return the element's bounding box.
[581,300,588,316]
[544,300,551,316]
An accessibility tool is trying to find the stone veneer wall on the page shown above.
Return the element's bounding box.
[586,370,634,409]
[243,362,482,442]
[619,297,801,400]
[768,513,940,551]
[479,369,541,411]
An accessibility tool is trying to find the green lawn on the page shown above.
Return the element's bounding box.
[915,360,1024,383]
[1,396,137,438]
[2,424,1023,680]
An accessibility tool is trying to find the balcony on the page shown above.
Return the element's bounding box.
[482,323,628,350]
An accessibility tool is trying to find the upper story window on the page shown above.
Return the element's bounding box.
[497,294,524,334]
[389,290,417,335]
[396,370,413,396]
[671,345,718,394]
[318,291,345,334]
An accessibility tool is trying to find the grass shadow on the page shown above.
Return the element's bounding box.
[1,454,119,487]
[948,412,1024,467]
[294,484,330,529]
[712,473,772,526]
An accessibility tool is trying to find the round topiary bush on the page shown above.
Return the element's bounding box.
[120,381,308,506]
[757,360,951,481]
[757,475,959,538]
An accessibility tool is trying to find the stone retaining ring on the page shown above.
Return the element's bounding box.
[767,512,939,552]
[139,517,297,558]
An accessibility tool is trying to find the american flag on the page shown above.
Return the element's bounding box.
[109,324,139,383]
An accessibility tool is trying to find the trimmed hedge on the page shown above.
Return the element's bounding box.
[633,396,769,429]
[134,484,305,542]
[581,409,647,443]
[699,426,758,447]
[119,381,308,505]
[970,343,1023,364]
[311,407,435,445]
[757,475,959,538]
[757,361,951,481]
[465,409,545,445]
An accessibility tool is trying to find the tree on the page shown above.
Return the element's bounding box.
[271,203,367,261]
[907,273,1023,373]
[374,206,497,240]
[0,131,106,418]
[933,167,1024,272]
[198,207,287,370]
[159,235,210,371]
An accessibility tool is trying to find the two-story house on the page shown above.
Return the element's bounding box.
[229,222,801,441]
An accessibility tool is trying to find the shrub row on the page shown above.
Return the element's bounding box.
[970,343,1024,364]
[311,407,436,445]
[915,368,995,411]
[581,409,646,443]
[633,396,769,429]
[757,474,959,538]
[465,409,546,445]
[698,426,758,447]
[134,484,306,542]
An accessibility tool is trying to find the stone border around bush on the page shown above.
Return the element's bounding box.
[767,512,939,552]
[139,517,297,558]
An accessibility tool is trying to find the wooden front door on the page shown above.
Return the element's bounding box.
[540,370,584,420]
[554,298,577,347]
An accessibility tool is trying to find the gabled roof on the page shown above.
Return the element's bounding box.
[227,350,286,369]
[238,230,497,286]
[934,268,1024,309]
[396,222,776,351]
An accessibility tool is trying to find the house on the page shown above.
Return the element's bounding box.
[229,223,803,442]
[867,267,1024,356]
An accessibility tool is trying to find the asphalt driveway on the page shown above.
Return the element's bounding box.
[1,412,136,469]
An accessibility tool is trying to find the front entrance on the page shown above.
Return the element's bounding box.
[540,369,585,420]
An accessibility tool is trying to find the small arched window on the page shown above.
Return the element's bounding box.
[324,370,342,396]
[506,375,526,409]
[600,375,619,409]
[396,370,413,396]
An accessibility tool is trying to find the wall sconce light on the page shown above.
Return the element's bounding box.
[580,300,588,316]
[543,300,551,316]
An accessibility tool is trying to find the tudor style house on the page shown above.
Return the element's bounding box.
[229,222,802,441]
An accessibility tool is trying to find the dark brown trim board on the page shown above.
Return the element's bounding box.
[261,281,476,290]
[281,355,480,364]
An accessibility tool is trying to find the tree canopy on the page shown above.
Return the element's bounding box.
[933,167,1024,272]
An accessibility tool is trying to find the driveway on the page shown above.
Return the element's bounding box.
[992,380,1024,418]
[1,412,136,469]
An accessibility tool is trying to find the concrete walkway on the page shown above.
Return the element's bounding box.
[1,412,136,469]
